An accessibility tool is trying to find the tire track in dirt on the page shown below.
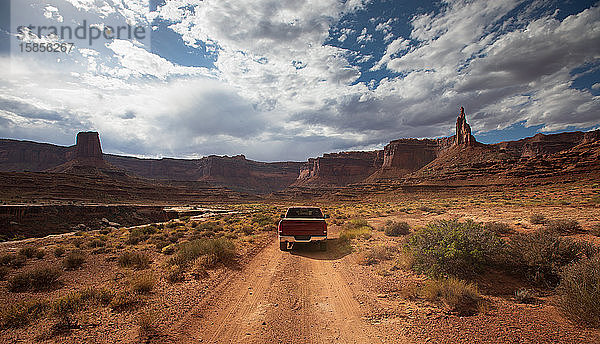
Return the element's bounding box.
[175,236,409,343]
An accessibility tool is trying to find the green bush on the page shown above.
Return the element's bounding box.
[7,267,61,292]
[169,238,236,268]
[63,250,86,270]
[383,221,410,236]
[118,251,151,270]
[127,226,157,245]
[506,230,590,287]
[557,255,600,327]
[406,220,504,278]
[545,219,582,235]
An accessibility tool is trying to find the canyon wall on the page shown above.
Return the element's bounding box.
[293,151,383,186]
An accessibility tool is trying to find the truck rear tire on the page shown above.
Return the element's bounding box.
[279,241,287,251]
[319,241,327,251]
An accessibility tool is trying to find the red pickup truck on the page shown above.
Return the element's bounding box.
[278,207,328,251]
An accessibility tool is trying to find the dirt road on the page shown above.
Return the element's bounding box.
[173,235,407,343]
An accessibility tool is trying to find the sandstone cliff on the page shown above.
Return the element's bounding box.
[292,151,383,187]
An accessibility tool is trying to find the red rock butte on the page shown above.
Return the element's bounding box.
[75,131,103,160]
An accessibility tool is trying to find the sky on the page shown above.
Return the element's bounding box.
[0,0,599,162]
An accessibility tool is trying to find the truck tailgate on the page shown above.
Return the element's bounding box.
[279,219,326,236]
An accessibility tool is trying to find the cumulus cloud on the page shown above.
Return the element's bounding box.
[1,0,599,162]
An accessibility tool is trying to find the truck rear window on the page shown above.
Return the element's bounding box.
[286,208,323,218]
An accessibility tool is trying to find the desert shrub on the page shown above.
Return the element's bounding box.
[161,244,176,255]
[557,255,600,327]
[421,277,482,316]
[87,238,106,248]
[18,246,40,258]
[126,226,158,245]
[339,219,372,241]
[252,213,275,227]
[0,253,26,268]
[153,238,170,251]
[137,311,159,339]
[52,291,84,327]
[54,246,66,257]
[514,288,537,304]
[130,272,156,295]
[0,299,49,328]
[358,246,397,266]
[406,220,505,278]
[192,261,209,280]
[63,250,85,270]
[0,266,8,280]
[545,219,582,235]
[383,221,410,236]
[71,237,84,248]
[7,267,61,292]
[169,238,236,268]
[484,222,512,235]
[589,224,600,237]
[506,230,590,287]
[79,287,114,306]
[165,265,185,283]
[118,251,151,270]
[530,213,547,224]
[110,292,140,311]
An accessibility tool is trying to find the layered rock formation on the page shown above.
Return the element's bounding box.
[74,132,103,161]
[293,151,383,186]
[455,107,474,145]
[0,132,302,194]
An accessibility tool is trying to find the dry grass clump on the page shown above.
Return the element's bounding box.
[0,266,8,280]
[165,265,186,283]
[544,219,582,235]
[110,292,141,311]
[421,277,482,316]
[339,219,372,241]
[137,311,160,339]
[557,254,600,327]
[0,253,26,268]
[530,213,547,224]
[130,272,156,295]
[0,299,49,328]
[590,224,600,237]
[514,288,537,304]
[168,238,236,268]
[383,221,410,236]
[53,246,66,257]
[484,222,513,235]
[63,250,85,270]
[127,226,157,245]
[7,267,62,292]
[358,246,397,266]
[118,251,151,270]
[18,246,45,259]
